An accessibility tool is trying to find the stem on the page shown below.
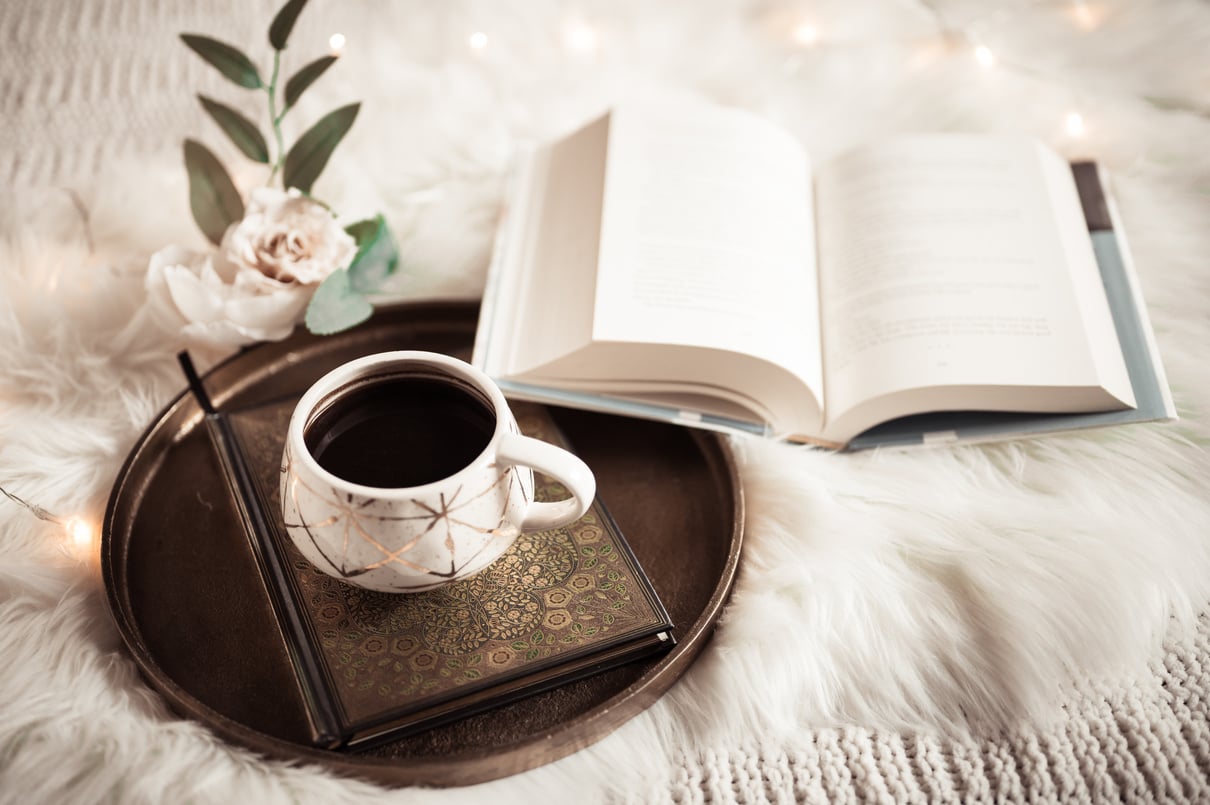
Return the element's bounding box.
[302,191,335,213]
[266,49,287,185]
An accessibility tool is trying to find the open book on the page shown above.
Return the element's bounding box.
[473,102,1174,449]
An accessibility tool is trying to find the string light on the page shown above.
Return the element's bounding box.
[468,31,488,51]
[1065,111,1086,137]
[1069,1,1103,31]
[792,23,819,46]
[328,32,345,56]
[1,485,97,563]
[563,20,599,55]
[64,517,96,556]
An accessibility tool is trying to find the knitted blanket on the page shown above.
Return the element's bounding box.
[3,1,1209,802]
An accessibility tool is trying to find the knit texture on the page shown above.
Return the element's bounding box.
[656,617,1210,803]
[0,0,263,187]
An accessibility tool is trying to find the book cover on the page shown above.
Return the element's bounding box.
[220,398,675,750]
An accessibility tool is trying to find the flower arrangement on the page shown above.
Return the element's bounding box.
[145,0,398,348]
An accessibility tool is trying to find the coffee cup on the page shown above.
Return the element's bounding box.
[280,351,596,593]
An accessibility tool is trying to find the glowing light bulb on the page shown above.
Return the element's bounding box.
[974,45,995,69]
[1065,111,1086,137]
[792,23,819,46]
[328,33,345,56]
[1070,2,1103,30]
[563,21,599,54]
[64,517,95,554]
[468,31,488,51]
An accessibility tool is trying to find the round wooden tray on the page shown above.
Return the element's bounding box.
[101,301,743,787]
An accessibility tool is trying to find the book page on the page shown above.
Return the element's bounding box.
[503,113,610,377]
[591,103,824,405]
[815,136,1134,440]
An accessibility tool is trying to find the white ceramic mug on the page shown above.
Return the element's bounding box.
[280,351,595,593]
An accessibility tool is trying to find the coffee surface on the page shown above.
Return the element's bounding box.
[304,376,496,488]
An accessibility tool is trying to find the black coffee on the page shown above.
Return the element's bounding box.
[304,375,496,488]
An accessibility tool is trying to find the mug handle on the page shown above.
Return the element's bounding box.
[496,433,596,531]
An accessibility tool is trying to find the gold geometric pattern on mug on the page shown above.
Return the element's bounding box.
[280,442,532,582]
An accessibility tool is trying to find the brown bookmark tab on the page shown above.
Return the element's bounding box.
[1071,161,1113,233]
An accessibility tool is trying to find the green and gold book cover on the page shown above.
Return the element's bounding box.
[226,400,675,749]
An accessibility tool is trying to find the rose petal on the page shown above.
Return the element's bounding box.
[148,245,205,275]
[233,263,295,294]
[209,249,240,284]
[223,287,309,332]
[232,319,298,342]
[163,263,227,323]
[144,259,190,333]
[181,319,256,348]
[291,228,356,284]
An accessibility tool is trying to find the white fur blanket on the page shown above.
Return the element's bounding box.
[2,0,1210,802]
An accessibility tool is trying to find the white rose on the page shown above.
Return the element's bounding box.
[222,187,356,286]
[144,189,357,349]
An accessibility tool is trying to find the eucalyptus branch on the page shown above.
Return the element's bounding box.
[266,49,287,185]
[178,0,399,337]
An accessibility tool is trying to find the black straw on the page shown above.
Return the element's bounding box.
[176,351,216,414]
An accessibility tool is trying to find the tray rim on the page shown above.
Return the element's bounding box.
[101,299,745,787]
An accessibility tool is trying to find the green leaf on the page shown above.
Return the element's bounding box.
[198,95,269,163]
[305,269,373,335]
[180,34,262,89]
[183,139,244,245]
[269,0,309,50]
[344,215,399,293]
[283,102,360,193]
[284,55,337,107]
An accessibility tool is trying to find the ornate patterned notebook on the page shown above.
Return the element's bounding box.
[222,400,675,750]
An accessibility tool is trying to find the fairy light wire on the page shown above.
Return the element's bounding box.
[1,484,97,557]
[0,484,61,524]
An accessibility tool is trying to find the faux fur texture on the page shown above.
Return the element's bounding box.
[2,1,1209,802]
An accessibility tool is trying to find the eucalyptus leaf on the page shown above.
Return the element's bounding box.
[183,139,244,245]
[344,219,379,243]
[269,0,309,50]
[345,215,399,293]
[180,34,262,89]
[284,55,337,108]
[283,102,360,193]
[198,95,269,163]
[305,269,373,335]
